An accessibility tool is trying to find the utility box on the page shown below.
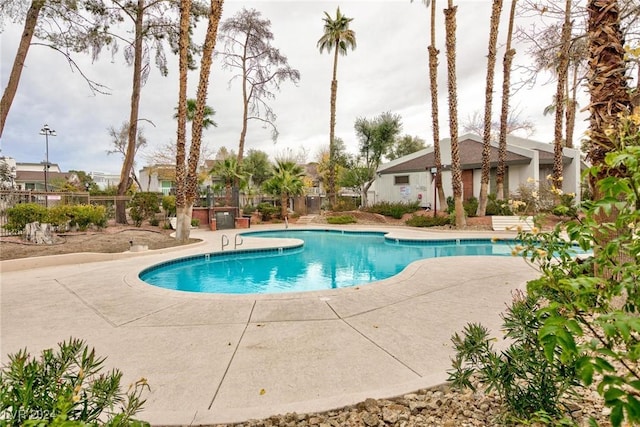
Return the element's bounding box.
[215,210,235,230]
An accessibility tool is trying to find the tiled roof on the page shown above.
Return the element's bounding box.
[15,171,75,182]
[380,138,530,174]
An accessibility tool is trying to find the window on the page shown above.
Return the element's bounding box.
[394,175,409,185]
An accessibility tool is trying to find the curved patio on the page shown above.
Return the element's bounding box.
[0,224,538,425]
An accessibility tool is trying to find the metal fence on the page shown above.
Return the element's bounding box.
[0,191,131,236]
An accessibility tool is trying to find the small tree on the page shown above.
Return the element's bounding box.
[353,112,402,207]
[262,159,305,218]
[217,7,300,163]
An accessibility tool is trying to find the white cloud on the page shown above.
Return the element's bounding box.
[0,0,588,175]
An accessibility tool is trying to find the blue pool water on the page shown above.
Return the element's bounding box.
[139,230,514,294]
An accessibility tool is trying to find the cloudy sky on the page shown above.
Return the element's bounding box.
[0,0,590,175]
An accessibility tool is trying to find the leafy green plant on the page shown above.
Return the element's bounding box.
[515,141,640,427]
[551,192,578,218]
[46,204,76,229]
[364,201,419,219]
[191,218,200,227]
[161,195,176,217]
[485,194,513,216]
[405,214,451,227]
[333,197,358,212]
[0,338,150,426]
[448,291,581,424]
[463,196,478,217]
[326,215,357,224]
[242,204,256,215]
[129,193,161,227]
[257,202,279,221]
[70,205,107,230]
[5,203,48,233]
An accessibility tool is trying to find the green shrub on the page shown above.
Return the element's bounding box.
[191,218,200,227]
[463,196,478,217]
[162,195,176,217]
[242,204,256,215]
[129,192,161,227]
[333,197,359,212]
[448,291,580,424]
[326,215,357,224]
[0,338,149,426]
[5,203,48,233]
[485,194,513,216]
[551,192,578,218]
[365,201,420,219]
[446,196,455,214]
[47,204,76,229]
[257,202,279,221]
[72,204,107,230]
[405,214,451,227]
[149,217,160,226]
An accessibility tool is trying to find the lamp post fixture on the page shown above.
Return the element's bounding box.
[430,167,438,218]
[39,124,56,203]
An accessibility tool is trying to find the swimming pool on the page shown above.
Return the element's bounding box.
[139,230,514,294]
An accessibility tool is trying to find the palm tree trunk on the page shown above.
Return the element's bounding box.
[587,0,632,280]
[444,2,465,228]
[116,0,145,224]
[586,0,630,171]
[552,0,572,191]
[175,0,192,243]
[564,63,578,149]
[281,193,288,219]
[0,0,45,138]
[497,0,516,201]
[329,42,339,207]
[186,0,223,206]
[428,0,446,211]
[477,0,502,217]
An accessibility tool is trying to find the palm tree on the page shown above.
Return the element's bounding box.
[586,0,632,179]
[175,0,191,239]
[174,99,217,128]
[317,7,356,207]
[174,0,224,242]
[496,0,517,200]
[414,0,447,212]
[263,160,305,219]
[210,157,244,206]
[477,0,503,217]
[552,0,572,190]
[444,1,465,228]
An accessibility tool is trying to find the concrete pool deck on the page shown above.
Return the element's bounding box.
[0,224,538,425]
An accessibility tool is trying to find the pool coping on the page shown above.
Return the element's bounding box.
[0,224,536,425]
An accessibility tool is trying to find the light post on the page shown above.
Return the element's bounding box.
[430,167,438,217]
[39,124,56,202]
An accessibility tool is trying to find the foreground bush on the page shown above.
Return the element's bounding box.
[5,203,107,233]
[449,141,640,426]
[0,338,149,426]
[365,201,420,219]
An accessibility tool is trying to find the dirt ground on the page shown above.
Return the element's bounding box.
[0,224,199,261]
[0,213,496,262]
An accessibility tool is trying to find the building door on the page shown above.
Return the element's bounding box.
[462,170,474,200]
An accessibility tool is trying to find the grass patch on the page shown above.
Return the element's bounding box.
[326,215,357,224]
[405,214,451,227]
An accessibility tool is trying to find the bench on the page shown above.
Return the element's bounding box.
[491,215,534,231]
